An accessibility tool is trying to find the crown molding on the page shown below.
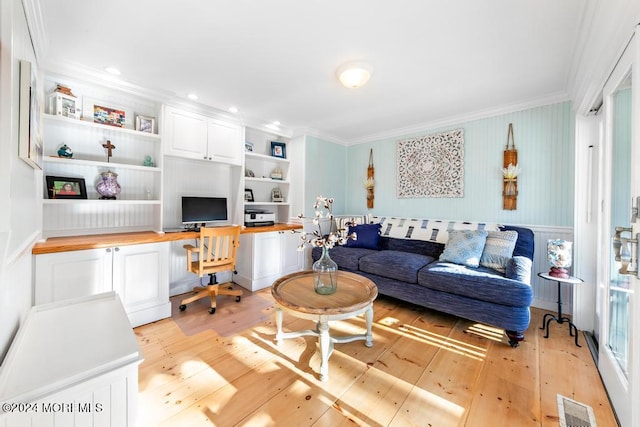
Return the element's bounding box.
[291,127,349,146]
[346,92,571,146]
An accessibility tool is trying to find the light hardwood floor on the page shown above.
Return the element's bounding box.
[135,288,618,426]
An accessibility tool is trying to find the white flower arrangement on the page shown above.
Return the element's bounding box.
[502,163,521,179]
[297,196,356,250]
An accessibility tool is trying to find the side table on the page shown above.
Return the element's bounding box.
[271,270,378,381]
[537,272,584,347]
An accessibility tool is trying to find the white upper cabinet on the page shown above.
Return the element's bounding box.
[208,118,242,164]
[163,107,208,159]
[163,106,241,165]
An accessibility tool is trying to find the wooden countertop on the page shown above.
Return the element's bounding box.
[32,223,302,255]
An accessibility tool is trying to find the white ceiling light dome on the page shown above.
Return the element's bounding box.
[336,61,372,89]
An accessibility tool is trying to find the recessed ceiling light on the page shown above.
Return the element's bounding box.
[187,93,198,100]
[272,121,280,126]
[228,106,239,114]
[105,67,121,75]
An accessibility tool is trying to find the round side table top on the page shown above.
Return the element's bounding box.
[537,272,584,284]
[271,270,378,315]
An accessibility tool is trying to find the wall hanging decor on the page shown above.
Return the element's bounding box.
[397,129,464,198]
[364,149,375,209]
[502,123,519,210]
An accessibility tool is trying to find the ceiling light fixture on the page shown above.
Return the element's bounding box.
[336,61,372,89]
[228,106,239,114]
[187,93,198,100]
[105,67,121,75]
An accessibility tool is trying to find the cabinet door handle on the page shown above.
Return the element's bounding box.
[106,248,112,253]
[114,247,120,252]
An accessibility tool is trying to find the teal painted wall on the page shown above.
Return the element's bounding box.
[304,135,348,216]
[342,101,575,226]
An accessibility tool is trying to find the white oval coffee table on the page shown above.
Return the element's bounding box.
[271,270,378,381]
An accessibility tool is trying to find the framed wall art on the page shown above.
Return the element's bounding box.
[270,141,286,159]
[244,189,254,202]
[18,60,43,170]
[135,114,156,133]
[94,104,126,127]
[46,176,88,199]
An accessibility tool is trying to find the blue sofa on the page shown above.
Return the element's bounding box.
[312,219,535,347]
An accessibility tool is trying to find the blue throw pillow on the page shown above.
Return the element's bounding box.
[346,223,381,249]
[439,230,488,267]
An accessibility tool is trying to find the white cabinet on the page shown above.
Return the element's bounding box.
[163,105,242,165]
[281,230,303,275]
[35,243,171,327]
[0,292,141,427]
[235,231,302,291]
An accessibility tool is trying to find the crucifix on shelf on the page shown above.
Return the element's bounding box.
[102,140,116,162]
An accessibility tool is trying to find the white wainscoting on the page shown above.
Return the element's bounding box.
[167,224,576,313]
[528,225,574,313]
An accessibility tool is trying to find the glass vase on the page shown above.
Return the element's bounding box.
[313,247,338,295]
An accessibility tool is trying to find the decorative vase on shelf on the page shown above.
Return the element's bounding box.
[313,247,338,295]
[57,144,73,158]
[96,170,121,200]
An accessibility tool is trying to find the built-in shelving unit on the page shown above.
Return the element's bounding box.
[41,76,162,237]
[243,129,292,223]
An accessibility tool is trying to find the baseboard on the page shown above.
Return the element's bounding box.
[127,303,172,328]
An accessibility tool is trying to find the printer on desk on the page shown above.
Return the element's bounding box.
[244,209,275,227]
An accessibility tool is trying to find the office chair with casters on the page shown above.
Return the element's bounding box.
[178,225,242,315]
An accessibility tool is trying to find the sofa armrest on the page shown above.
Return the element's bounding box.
[506,256,532,285]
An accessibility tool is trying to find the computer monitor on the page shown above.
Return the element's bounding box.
[181,196,228,228]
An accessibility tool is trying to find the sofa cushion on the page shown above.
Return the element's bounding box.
[480,230,518,272]
[346,223,381,249]
[439,230,488,267]
[312,246,377,271]
[359,250,435,284]
[379,236,444,258]
[418,262,533,307]
[500,225,535,260]
[506,256,533,284]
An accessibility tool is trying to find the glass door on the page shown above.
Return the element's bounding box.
[597,31,638,427]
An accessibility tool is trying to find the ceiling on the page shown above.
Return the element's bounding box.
[32,0,587,144]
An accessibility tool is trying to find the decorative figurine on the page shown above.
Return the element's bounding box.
[57,144,73,158]
[143,155,155,167]
[270,167,283,180]
[102,140,116,162]
[96,170,121,200]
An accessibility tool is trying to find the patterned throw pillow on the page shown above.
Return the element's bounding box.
[480,230,519,272]
[439,230,489,267]
[372,216,499,244]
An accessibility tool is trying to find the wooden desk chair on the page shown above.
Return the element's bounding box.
[178,225,242,314]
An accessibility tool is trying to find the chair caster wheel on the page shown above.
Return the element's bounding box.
[236,296,241,302]
[209,307,216,315]
[179,304,186,312]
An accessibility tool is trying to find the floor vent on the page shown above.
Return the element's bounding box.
[558,394,597,427]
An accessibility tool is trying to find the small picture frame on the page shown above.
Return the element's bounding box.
[245,142,255,152]
[270,141,286,159]
[48,92,78,119]
[271,187,284,202]
[46,176,88,199]
[244,189,254,202]
[135,114,156,133]
[94,104,125,127]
